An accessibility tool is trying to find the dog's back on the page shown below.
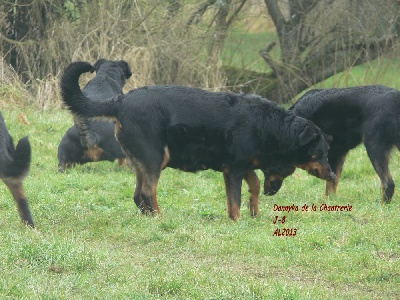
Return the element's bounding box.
[290,85,400,149]
[0,113,34,227]
[292,85,398,118]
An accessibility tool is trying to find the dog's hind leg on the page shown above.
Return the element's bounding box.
[4,179,34,227]
[364,142,394,204]
[132,159,163,215]
[139,147,170,214]
[325,152,348,196]
[223,168,244,220]
[244,170,260,217]
[139,169,161,215]
[133,165,151,214]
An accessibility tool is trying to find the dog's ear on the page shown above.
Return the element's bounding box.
[118,60,132,79]
[92,59,107,73]
[298,125,319,147]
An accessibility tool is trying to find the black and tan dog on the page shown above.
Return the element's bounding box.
[57,120,126,171]
[264,85,400,203]
[0,112,34,227]
[60,61,336,220]
[58,59,131,171]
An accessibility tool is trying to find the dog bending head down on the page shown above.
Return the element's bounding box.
[61,61,335,220]
[0,113,34,227]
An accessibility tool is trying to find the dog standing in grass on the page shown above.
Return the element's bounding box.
[58,59,132,171]
[60,61,336,220]
[264,85,400,203]
[0,112,34,227]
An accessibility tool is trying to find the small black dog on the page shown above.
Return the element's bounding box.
[0,112,34,227]
[264,85,400,203]
[60,61,335,220]
[58,59,131,171]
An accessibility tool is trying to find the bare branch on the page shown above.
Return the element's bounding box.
[259,42,279,75]
[186,0,217,27]
[263,0,287,33]
[226,0,247,27]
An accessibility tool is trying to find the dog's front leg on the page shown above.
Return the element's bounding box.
[244,170,260,217]
[325,152,347,196]
[223,169,244,220]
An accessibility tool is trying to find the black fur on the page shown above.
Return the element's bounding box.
[57,120,126,171]
[58,59,131,171]
[60,61,335,220]
[0,112,34,227]
[264,85,400,203]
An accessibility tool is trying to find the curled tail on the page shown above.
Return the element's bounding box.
[60,61,122,119]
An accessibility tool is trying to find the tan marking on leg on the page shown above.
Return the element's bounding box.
[141,171,161,215]
[161,146,170,170]
[229,202,241,220]
[151,181,160,214]
[325,154,347,196]
[133,165,151,214]
[113,119,122,139]
[244,170,260,217]
[223,168,242,220]
[4,179,34,227]
[118,158,126,166]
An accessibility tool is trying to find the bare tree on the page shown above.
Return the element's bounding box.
[225,0,400,103]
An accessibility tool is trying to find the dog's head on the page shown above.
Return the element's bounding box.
[92,59,133,80]
[263,117,336,196]
[294,122,335,180]
[262,165,296,195]
[116,60,133,79]
[263,122,334,195]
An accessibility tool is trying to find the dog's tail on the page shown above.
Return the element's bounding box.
[60,61,122,119]
[0,113,34,228]
[0,114,31,178]
[5,136,31,178]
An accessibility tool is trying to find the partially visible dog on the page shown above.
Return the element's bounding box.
[0,112,34,227]
[263,85,400,203]
[60,61,336,220]
[57,120,126,171]
[58,59,131,171]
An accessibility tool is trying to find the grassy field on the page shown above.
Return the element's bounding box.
[222,30,278,73]
[0,92,399,299]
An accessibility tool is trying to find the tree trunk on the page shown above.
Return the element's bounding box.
[223,0,400,103]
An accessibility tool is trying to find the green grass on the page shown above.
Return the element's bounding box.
[222,30,278,73]
[314,55,400,90]
[0,101,399,299]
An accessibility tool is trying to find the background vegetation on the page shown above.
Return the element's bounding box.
[2,0,400,105]
[0,1,399,299]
